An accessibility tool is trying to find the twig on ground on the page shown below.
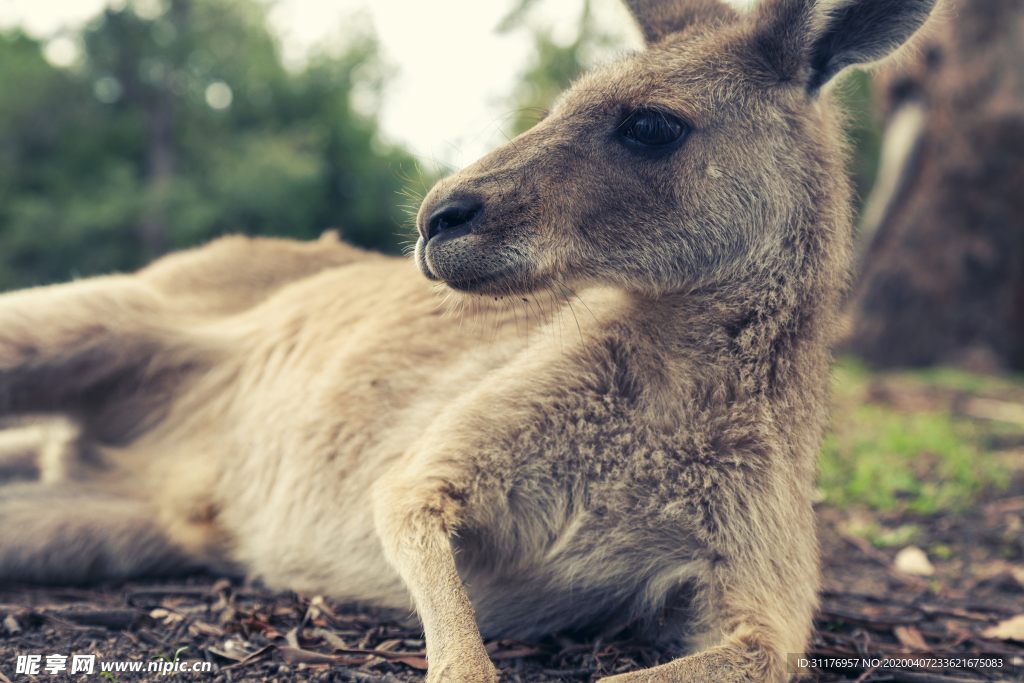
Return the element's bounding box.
[855,666,879,683]
[542,668,598,677]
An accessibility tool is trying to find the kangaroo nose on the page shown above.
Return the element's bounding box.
[426,200,481,242]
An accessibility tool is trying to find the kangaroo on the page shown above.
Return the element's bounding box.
[0,0,937,680]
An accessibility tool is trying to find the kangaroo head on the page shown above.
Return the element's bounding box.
[415,0,937,299]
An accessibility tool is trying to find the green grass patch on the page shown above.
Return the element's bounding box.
[819,359,1015,513]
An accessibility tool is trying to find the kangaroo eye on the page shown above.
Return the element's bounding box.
[621,109,687,147]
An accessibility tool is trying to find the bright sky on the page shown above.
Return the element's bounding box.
[0,0,644,168]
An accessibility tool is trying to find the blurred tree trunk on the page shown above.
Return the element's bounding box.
[138,88,176,256]
[845,0,1024,371]
[136,0,191,257]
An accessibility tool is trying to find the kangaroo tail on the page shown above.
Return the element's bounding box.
[0,483,202,584]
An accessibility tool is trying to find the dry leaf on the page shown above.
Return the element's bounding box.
[893,625,928,650]
[239,616,282,639]
[189,621,224,637]
[219,645,276,670]
[285,626,300,649]
[982,615,1024,641]
[148,608,184,626]
[311,627,348,650]
[393,656,429,670]
[485,639,544,660]
[894,546,935,576]
[211,638,267,662]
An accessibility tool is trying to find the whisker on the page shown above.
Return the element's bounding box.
[552,281,585,346]
[553,279,598,326]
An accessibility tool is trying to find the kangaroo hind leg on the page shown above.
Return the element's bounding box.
[0,275,197,415]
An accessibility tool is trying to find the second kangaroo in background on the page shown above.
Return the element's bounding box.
[0,0,939,681]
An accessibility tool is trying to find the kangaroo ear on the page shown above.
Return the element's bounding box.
[624,0,736,45]
[751,0,940,96]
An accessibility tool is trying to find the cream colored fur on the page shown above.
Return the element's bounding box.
[0,0,939,681]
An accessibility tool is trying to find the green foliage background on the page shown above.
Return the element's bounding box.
[0,0,421,290]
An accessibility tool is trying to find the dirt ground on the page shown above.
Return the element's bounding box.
[2,374,1024,683]
[2,494,1021,683]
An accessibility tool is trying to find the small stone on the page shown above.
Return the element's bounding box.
[3,614,21,634]
[894,546,935,576]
